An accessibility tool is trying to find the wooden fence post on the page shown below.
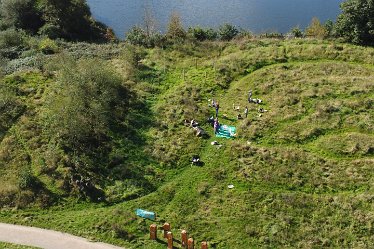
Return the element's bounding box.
[181,230,188,248]
[150,224,157,240]
[188,237,194,249]
[167,232,173,249]
[163,223,171,238]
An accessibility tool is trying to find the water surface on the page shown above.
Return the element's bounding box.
[86,0,343,39]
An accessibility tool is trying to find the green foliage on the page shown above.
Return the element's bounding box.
[38,37,58,54]
[18,167,36,189]
[218,23,239,41]
[188,26,218,41]
[166,12,186,42]
[0,0,108,41]
[0,0,42,32]
[335,0,374,45]
[0,28,26,48]
[38,23,62,39]
[305,17,328,39]
[324,19,335,37]
[125,26,147,46]
[290,26,303,38]
[0,242,40,249]
[0,38,374,248]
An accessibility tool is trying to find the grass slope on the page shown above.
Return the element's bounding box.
[0,39,373,248]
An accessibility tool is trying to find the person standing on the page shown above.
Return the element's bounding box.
[214,118,219,134]
[248,90,252,103]
[215,102,220,117]
[245,106,248,118]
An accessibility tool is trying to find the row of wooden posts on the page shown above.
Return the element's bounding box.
[150,223,208,249]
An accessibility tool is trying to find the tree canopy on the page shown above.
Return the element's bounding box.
[335,0,374,45]
[0,0,108,41]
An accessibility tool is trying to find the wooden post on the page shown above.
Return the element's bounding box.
[201,241,208,249]
[167,232,173,249]
[150,224,157,240]
[188,237,194,249]
[163,223,171,238]
[181,230,188,248]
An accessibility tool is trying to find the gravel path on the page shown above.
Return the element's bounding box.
[0,223,124,249]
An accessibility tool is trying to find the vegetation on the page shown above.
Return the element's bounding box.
[0,0,374,248]
[0,242,40,249]
[0,0,109,41]
[336,0,374,45]
[305,17,328,39]
[0,37,374,248]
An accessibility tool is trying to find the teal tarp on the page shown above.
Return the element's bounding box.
[216,125,236,138]
[136,209,156,220]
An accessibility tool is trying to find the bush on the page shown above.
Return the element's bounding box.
[125,26,147,46]
[0,28,26,48]
[218,23,239,41]
[38,23,62,39]
[38,38,59,54]
[291,26,304,38]
[305,17,328,39]
[18,167,36,189]
[166,12,186,42]
[188,26,218,41]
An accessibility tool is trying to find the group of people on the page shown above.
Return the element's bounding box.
[248,90,263,104]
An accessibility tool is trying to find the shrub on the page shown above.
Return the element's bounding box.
[0,28,26,48]
[188,26,207,41]
[125,26,147,46]
[38,23,62,39]
[18,167,36,189]
[291,26,304,38]
[38,38,59,54]
[305,17,328,39]
[166,12,186,42]
[188,26,219,41]
[218,23,239,41]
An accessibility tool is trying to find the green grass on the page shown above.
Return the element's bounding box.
[0,38,373,248]
[0,242,40,249]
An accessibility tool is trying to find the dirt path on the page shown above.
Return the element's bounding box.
[0,223,124,249]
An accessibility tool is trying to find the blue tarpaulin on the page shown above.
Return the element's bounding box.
[216,125,237,138]
[136,209,156,220]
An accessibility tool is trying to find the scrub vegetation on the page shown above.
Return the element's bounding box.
[0,0,374,248]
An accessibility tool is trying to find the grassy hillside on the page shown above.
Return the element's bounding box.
[0,38,373,248]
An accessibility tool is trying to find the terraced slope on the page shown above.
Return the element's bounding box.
[0,39,373,248]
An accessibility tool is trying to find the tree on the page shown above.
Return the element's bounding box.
[126,26,147,46]
[0,0,42,32]
[305,17,328,39]
[218,23,239,41]
[324,19,335,37]
[166,12,186,41]
[42,57,130,196]
[335,0,374,45]
[290,26,303,38]
[143,5,157,39]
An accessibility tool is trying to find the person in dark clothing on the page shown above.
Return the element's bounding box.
[245,106,248,118]
[215,102,220,117]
